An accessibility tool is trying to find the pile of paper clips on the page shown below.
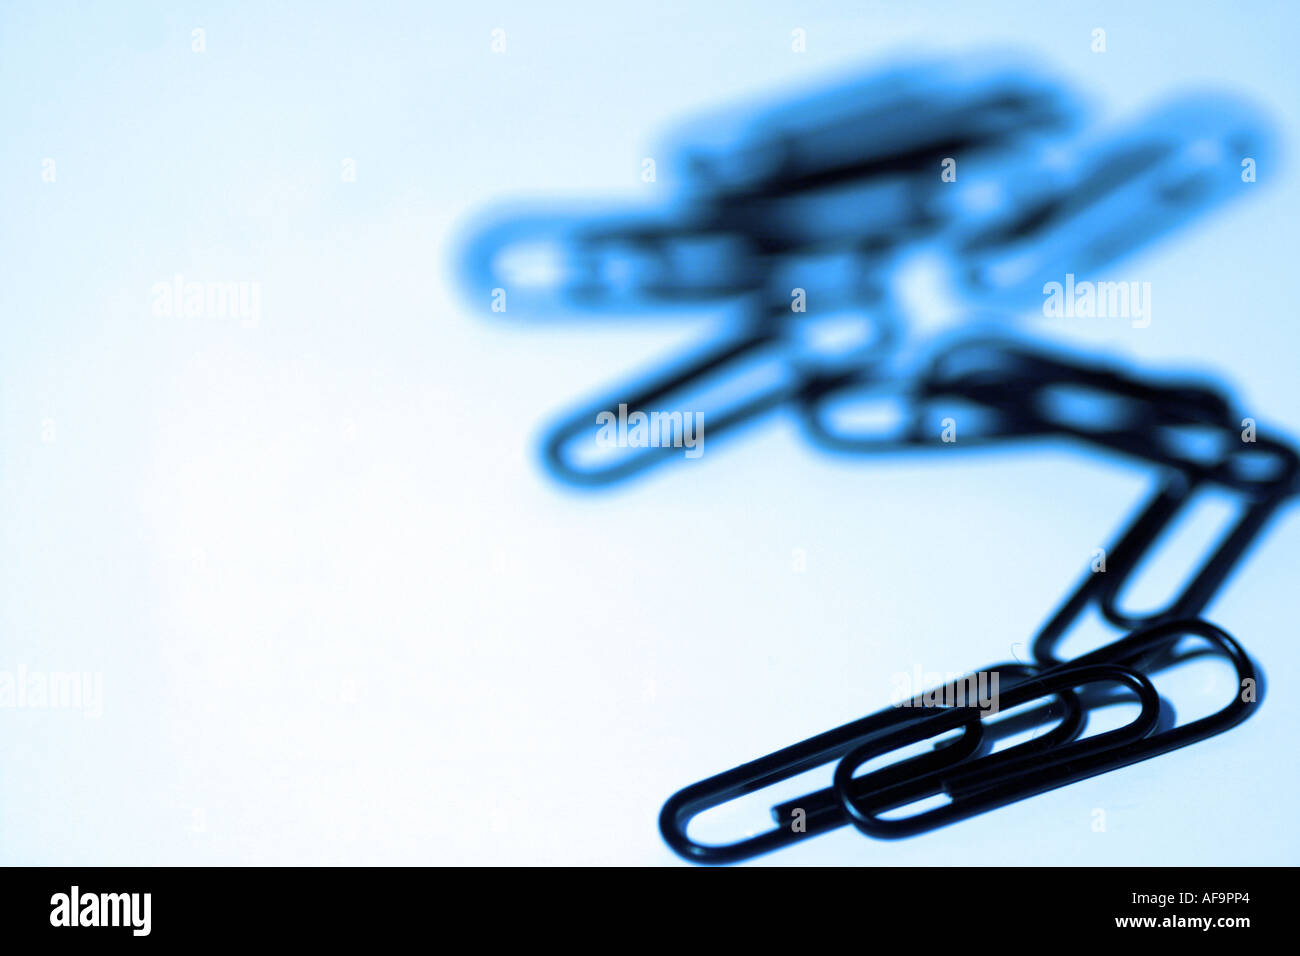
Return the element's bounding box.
[458,54,1299,864]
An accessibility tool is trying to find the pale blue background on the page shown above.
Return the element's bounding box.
[1,1,1297,864]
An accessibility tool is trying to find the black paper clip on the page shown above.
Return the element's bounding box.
[834,619,1255,839]
[659,663,1078,865]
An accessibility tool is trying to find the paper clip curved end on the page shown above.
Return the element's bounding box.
[538,411,664,490]
[657,791,728,866]
[451,205,563,318]
[453,201,640,318]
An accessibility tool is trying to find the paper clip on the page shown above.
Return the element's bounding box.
[659,663,1077,865]
[834,619,1255,839]
[952,93,1274,307]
